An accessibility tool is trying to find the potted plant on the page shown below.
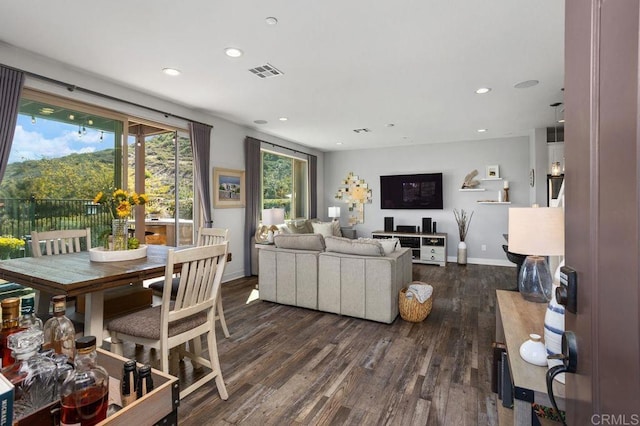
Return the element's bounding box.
[453,209,474,265]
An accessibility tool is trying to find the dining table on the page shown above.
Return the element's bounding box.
[0,244,178,342]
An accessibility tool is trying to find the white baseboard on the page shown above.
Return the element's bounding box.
[222,269,246,283]
[446,256,515,267]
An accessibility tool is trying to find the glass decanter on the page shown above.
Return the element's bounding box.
[60,336,109,426]
[2,328,58,420]
[19,293,43,331]
[43,295,76,361]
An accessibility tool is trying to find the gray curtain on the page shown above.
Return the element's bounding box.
[0,66,25,183]
[244,137,262,275]
[308,154,317,219]
[189,122,213,227]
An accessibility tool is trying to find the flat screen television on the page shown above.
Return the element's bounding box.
[380,172,443,209]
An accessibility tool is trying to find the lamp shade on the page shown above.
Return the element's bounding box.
[328,206,341,218]
[508,207,564,256]
[262,208,285,226]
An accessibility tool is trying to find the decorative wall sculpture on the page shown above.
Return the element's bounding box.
[335,172,372,225]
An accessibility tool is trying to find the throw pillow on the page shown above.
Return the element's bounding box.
[287,220,313,234]
[311,221,334,237]
[331,220,343,237]
[325,236,384,256]
[379,238,399,256]
[274,234,326,251]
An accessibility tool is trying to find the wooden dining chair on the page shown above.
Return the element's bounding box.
[148,227,230,338]
[30,228,91,257]
[108,243,229,400]
[29,228,92,314]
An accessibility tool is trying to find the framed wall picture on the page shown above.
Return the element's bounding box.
[213,168,245,208]
[486,165,500,179]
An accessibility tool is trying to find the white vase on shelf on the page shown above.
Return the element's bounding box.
[544,283,566,383]
[457,241,467,265]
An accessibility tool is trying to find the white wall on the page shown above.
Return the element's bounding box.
[323,137,530,265]
[1,43,323,280]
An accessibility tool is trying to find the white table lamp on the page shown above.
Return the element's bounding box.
[508,207,564,303]
[262,208,285,243]
[328,206,341,221]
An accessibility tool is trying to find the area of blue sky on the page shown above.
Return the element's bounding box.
[10,114,115,164]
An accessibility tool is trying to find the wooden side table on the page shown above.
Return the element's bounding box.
[495,290,565,425]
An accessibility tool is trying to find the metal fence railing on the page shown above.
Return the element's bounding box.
[0,197,113,257]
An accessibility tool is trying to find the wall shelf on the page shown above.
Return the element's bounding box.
[481,177,504,181]
[478,201,511,205]
[459,188,486,192]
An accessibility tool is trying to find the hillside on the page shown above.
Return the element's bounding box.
[0,133,193,209]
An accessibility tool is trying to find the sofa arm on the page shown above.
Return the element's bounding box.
[340,227,357,239]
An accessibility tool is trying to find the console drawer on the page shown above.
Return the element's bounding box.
[420,246,445,261]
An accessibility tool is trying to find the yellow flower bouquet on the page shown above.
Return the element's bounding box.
[94,189,148,250]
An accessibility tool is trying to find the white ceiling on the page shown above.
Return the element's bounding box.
[0,1,564,152]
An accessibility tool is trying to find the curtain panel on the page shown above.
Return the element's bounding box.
[0,66,25,183]
[308,154,317,219]
[189,122,213,227]
[244,137,261,275]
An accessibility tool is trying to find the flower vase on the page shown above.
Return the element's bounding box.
[544,283,566,383]
[457,241,467,265]
[112,219,129,251]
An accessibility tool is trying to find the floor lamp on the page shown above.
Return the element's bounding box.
[507,207,564,303]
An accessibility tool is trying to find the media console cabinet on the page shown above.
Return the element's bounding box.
[372,231,447,266]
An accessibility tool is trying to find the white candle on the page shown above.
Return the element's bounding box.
[503,180,509,189]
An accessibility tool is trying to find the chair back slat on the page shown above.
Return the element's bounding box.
[31,228,91,257]
[197,227,229,246]
[163,243,228,325]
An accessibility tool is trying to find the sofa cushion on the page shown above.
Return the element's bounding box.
[274,233,326,251]
[311,221,334,237]
[324,236,384,256]
[379,238,400,255]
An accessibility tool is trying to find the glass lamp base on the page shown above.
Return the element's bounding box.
[518,255,552,303]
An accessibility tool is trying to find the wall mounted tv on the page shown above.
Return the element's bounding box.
[380,172,443,209]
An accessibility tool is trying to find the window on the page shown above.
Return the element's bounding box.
[0,90,196,252]
[261,150,308,220]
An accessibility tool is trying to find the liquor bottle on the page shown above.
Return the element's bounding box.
[121,359,138,407]
[60,336,109,426]
[136,364,154,398]
[43,295,76,361]
[0,297,26,367]
[2,328,58,420]
[19,293,43,331]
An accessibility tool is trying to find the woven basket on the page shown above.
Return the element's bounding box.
[399,286,433,322]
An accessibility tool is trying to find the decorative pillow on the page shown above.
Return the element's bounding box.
[379,238,399,256]
[274,234,326,251]
[324,236,384,256]
[331,220,343,237]
[286,220,313,234]
[311,221,334,237]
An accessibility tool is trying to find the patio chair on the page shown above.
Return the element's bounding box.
[148,227,230,338]
[108,243,229,400]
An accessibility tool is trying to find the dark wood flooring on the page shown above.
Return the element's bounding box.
[115,263,517,425]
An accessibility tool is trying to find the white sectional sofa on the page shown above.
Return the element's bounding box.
[258,234,413,323]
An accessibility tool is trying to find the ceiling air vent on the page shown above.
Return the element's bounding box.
[353,128,371,134]
[248,63,284,79]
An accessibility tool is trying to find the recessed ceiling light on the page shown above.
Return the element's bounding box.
[477,128,488,133]
[514,80,539,89]
[225,47,243,58]
[254,119,268,125]
[279,117,288,121]
[558,119,565,123]
[475,87,491,94]
[162,68,181,76]
[336,142,343,145]
[265,17,278,25]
